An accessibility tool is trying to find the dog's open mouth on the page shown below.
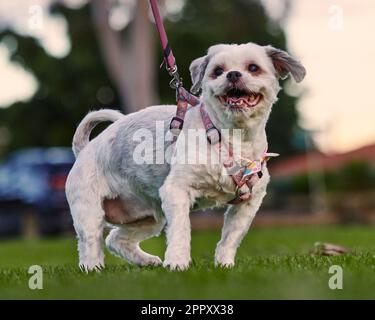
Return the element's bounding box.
[218,88,262,109]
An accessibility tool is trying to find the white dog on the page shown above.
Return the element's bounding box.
[66,43,305,272]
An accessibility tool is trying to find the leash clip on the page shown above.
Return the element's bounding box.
[168,66,182,89]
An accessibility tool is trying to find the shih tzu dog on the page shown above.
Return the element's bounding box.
[66,42,305,272]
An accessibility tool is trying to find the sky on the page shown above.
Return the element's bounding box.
[285,0,375,153]
[0,0,71,106]
[0,0,374,154]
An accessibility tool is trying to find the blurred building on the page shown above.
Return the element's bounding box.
[271,143,375,177]
[266,142,375,225]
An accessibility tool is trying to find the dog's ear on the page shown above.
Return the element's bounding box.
[190,44,231,94]
[265,46,306,83]
[190,55,209,94]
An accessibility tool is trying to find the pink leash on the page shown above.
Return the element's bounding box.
[149,0,176,73]
[149,0,199,137]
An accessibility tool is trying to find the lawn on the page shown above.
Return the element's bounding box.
[0,225,375,299]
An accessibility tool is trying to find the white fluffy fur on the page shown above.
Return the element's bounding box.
[66,42,305,272]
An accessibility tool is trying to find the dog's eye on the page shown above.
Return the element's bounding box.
[248,64,259,73]
[213,67,224,77]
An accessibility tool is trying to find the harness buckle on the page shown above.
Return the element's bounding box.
[206,127,221,145]
[170,116,184,136]
[227,190,252,205]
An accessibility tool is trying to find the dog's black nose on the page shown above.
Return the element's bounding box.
[226,71,242,83]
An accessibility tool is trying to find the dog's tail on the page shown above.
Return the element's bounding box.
[72,109,123,158]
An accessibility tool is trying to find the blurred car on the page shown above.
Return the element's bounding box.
[0,147,75,237]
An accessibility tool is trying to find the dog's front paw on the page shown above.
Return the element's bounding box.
[215,259,235,269]
[215,249,235,268]
[163,258,191,271]
[79,262,105,273]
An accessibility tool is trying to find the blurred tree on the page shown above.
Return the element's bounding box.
[91,0,157,112]
[0,4,120,157]
[0,0,305,158]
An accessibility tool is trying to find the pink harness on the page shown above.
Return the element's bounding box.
[149,0,278,204]
[200,103,278,204]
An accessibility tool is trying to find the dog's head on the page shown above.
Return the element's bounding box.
[190,43,306,127]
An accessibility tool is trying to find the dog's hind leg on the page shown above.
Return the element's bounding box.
[66,165,107,272]
[105,216,166,266]
[77,209,105,272]
[69,199,106,272]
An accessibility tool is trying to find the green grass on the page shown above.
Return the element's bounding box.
[0,225,375,299]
